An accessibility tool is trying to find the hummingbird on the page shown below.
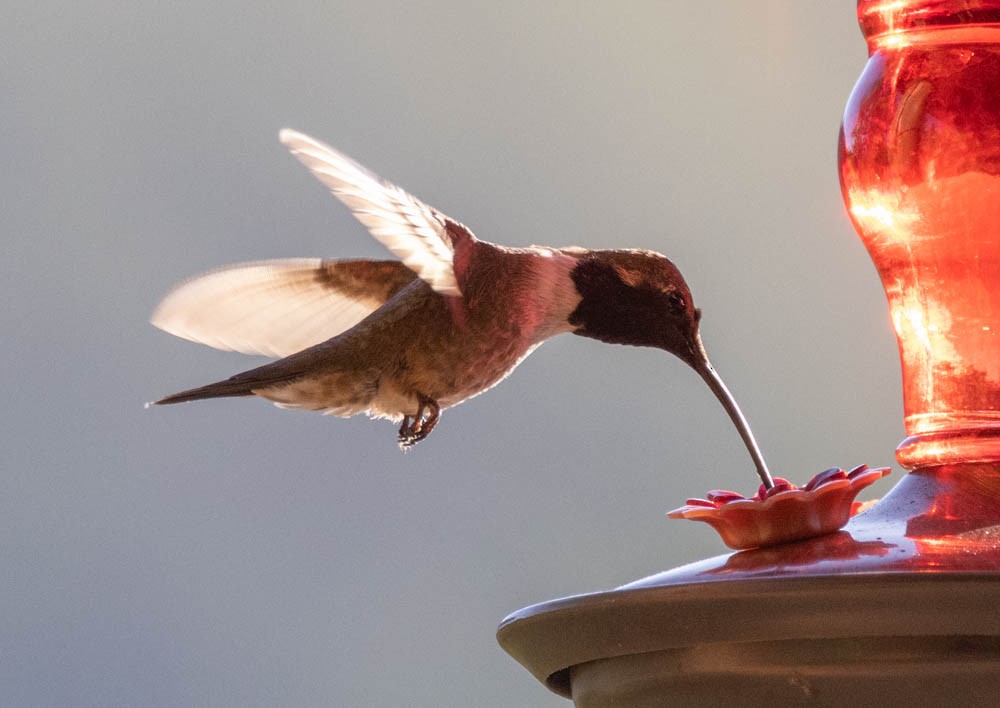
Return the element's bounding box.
[151,129,773,487]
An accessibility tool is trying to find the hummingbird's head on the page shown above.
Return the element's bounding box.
[566,249,773,487]
[567,249,706,368]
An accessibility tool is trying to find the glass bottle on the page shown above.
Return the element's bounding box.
[841,0,1000,469]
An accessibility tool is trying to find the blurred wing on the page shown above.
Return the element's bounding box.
[280,128,463,296]
[151,259,416,358]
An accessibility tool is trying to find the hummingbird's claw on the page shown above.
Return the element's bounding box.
[397,395,441,449]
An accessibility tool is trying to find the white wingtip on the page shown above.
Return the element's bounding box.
[279,127,305,146]
[149,259,383,358]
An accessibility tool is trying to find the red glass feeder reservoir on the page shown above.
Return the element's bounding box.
[844,0,1000,472]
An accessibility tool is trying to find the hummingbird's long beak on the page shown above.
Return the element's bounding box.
[689,335,774,489]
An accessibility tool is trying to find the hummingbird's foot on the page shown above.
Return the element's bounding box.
[397,395,440,449]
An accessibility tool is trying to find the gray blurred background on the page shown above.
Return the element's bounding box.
[2,2,898,706]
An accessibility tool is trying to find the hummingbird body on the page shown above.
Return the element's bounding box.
[153,129,772,482]
[230,241,579,424]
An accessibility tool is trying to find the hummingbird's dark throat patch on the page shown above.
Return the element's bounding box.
[567,253,699,359]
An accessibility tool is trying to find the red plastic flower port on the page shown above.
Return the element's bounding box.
[667,465,891,550]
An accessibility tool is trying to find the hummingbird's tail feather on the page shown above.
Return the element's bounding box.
[154,366,303,405]
[155,378,257,405]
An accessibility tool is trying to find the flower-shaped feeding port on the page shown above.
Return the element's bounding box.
[668,465,891,550]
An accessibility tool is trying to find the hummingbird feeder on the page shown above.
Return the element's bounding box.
[498,2,1000,705]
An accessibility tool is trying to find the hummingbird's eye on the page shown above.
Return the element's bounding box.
[666,291,687,316]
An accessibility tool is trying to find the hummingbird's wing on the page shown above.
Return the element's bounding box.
[280,129,466,297]
[151,258,416,358]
